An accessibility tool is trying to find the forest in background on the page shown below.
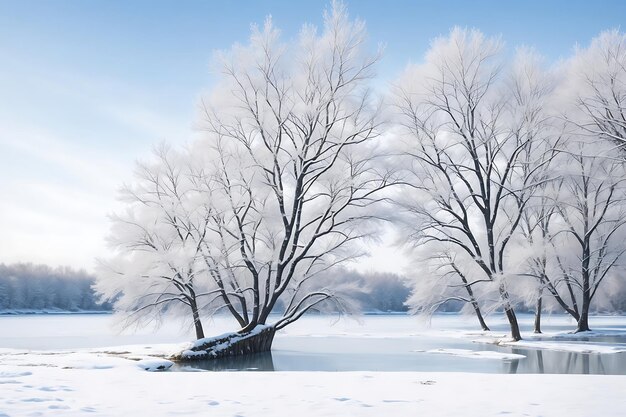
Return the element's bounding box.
[0,263,410,313]
[2,261,624,314]
[0,263,110,312]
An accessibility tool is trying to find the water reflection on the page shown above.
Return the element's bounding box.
[176,335,626,374]
[174,351,275,372]
[503,349,610,374]
[2,313,625,374]
[536,350,544,373]
[506,357,520,374]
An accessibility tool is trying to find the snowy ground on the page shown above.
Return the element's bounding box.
[1,313,626,416]
[1,365,625,417]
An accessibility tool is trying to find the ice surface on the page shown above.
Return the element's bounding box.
[499,340,626,354]
[2,313,626,373]
[422,348,526,360]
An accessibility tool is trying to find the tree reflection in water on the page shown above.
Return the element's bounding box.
[175,351,275,372]
[514,350,608,374]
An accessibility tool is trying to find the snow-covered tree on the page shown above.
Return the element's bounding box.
[95,145,215,339]
[178,2,394,357]
[394,29,554,340]
[404,245,493,331]
[545,136,626,331]
[97,3,394,358]
[517,180,561,333]
[522,31,626,332]
[562,30,626,152]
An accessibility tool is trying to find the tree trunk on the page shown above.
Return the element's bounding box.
[576,303,591,332]
[498,283,522,341]
[458,271,490,331]
[534,292,542,334]
[190,299,205,340]
[172,325,276,361]
[576,244,591,333]
[471,301,490,331]
[504,305,522,341]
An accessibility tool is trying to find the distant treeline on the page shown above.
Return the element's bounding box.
[0,263,111,312]
[333,269,411,312]
[0,263,412,313]
[4,262,622,315]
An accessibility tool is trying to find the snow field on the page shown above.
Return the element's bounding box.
[1,366,625,417]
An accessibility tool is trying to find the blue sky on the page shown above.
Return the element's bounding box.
[1,0,625,271]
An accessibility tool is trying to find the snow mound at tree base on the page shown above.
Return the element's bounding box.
[136,359,174,371]
[172,325,276,361]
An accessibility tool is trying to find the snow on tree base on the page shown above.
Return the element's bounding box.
[172,325,276,361]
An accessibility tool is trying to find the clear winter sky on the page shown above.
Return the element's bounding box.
[1,0,624,273]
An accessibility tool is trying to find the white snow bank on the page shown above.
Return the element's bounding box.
[420,348,525,360]
[540,329,626,338]
[0,344,180,372]
[461,329,626,354]
[499,340,626,354]
[136,359,174,372]
[0,365,624,417]
[87,343,186,358]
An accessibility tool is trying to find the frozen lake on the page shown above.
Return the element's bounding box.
[1,313,625,374]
